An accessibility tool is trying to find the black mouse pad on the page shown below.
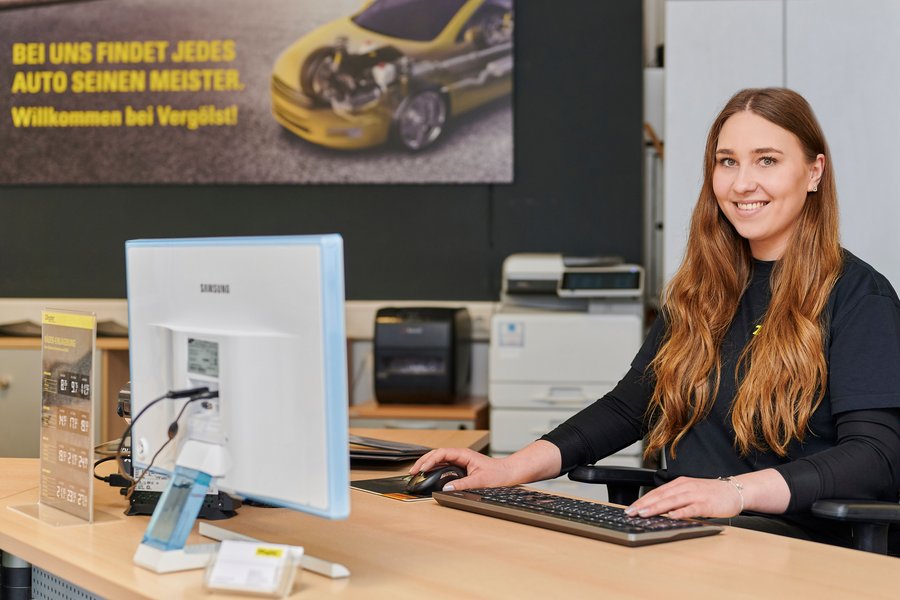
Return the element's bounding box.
[350,475,433,501]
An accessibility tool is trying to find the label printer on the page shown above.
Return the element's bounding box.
[489,254,645,459]
[374,307,472,404]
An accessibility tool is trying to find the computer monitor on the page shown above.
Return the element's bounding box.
[125,235,349,568]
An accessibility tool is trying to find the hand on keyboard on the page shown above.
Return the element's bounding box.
[625,475,748,519]
[432,486,724,547]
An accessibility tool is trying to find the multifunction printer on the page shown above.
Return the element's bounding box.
[489,254,645,464]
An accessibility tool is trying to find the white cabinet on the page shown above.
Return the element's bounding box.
[0,344,119,458]
[0,349,42,457]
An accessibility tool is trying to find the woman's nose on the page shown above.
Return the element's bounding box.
[732,167,758,193]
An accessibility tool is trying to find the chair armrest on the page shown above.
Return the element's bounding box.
[811,499,900,554]
[567,465,657,506]
[568,465,657,486]
[811,499,900,524]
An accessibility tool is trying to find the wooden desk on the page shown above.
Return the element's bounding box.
[349,397,489,430]
[0,430,895,599]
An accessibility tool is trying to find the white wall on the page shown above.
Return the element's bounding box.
[785,1,900,282]
[664,0,784,279]
[665,0,900,288]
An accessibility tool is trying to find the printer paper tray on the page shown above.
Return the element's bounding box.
[489,382,614,409]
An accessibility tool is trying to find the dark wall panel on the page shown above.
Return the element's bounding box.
[0,1,643,301]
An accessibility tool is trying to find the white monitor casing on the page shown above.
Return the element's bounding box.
[126,235,349,520]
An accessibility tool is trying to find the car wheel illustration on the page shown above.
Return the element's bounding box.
[300,46,353,106]
[394,90,448,151]
[472,10,513,48]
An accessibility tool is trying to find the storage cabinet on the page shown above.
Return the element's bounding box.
[0,339,130,457]
[0,348,43,457]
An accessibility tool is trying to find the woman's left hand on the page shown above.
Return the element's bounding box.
[624,476,742,519]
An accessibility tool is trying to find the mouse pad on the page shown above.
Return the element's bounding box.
[350,475,433,501]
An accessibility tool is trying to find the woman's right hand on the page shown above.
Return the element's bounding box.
[408,440,563,491]
[409,447,517,491]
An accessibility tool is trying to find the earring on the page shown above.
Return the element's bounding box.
[811,184,818,192]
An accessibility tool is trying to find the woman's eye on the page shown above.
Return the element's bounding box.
[760,156,777,166]
[719,157,736,167]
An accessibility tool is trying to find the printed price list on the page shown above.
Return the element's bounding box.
[39,309,96,521]
[41,477,89,509]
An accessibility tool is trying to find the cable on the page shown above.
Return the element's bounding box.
[94,455,132,488]
[92,455,117,481]
[94,439,123,457]
[125,390,219,496]
[115,386,210,485]
[126,436,174,496]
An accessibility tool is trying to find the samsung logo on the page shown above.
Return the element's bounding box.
[200,284,230,294]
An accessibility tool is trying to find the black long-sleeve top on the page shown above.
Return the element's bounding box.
[542,252,900,542]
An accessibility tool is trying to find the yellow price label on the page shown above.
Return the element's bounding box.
[255,547,284,558]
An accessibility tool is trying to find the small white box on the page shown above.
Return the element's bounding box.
[205,540,304,598]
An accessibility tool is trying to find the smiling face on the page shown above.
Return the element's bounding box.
[712,111,824,260]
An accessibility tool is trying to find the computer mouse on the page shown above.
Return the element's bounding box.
[405,465,466,495]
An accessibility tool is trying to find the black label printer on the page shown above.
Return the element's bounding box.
[373,307,471,404]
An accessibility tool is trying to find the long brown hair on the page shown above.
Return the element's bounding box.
[645,88,843,458]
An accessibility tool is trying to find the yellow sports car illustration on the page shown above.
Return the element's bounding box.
[271,0,513,151]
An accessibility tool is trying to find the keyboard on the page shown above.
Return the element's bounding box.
[432,486,723,547]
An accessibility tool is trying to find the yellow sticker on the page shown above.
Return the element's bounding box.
[255,547,284,558]
[42,311,96,330]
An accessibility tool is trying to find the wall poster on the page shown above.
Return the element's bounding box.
[0,0,514,184]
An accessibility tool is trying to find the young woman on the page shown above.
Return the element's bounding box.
[410,88,900,547]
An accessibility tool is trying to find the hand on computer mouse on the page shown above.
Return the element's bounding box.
[405,465,467,495]
[410,442,563,491]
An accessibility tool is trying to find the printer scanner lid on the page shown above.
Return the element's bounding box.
[501,254,643,301]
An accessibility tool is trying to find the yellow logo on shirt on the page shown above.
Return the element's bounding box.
[752,325,762,336]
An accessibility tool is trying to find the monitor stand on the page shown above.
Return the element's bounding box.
[133,429,231,574]
[132,463,220,573]
[131,433,350,578]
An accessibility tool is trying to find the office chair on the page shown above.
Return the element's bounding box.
[569,465,900,555]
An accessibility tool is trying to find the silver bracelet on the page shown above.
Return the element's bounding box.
[717,476,745,513]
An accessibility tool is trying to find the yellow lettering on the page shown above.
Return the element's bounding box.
[170,39,237,63]
[70,70,146,93]
[48,42,93,64]
[148,69,243,92]
[12,42,45,65]
[125,105,154,126]
[222,40,236,62]
[10,106,123,127]
[95,40,169,64]
[11,71,67,94]
[155,104,238,130]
